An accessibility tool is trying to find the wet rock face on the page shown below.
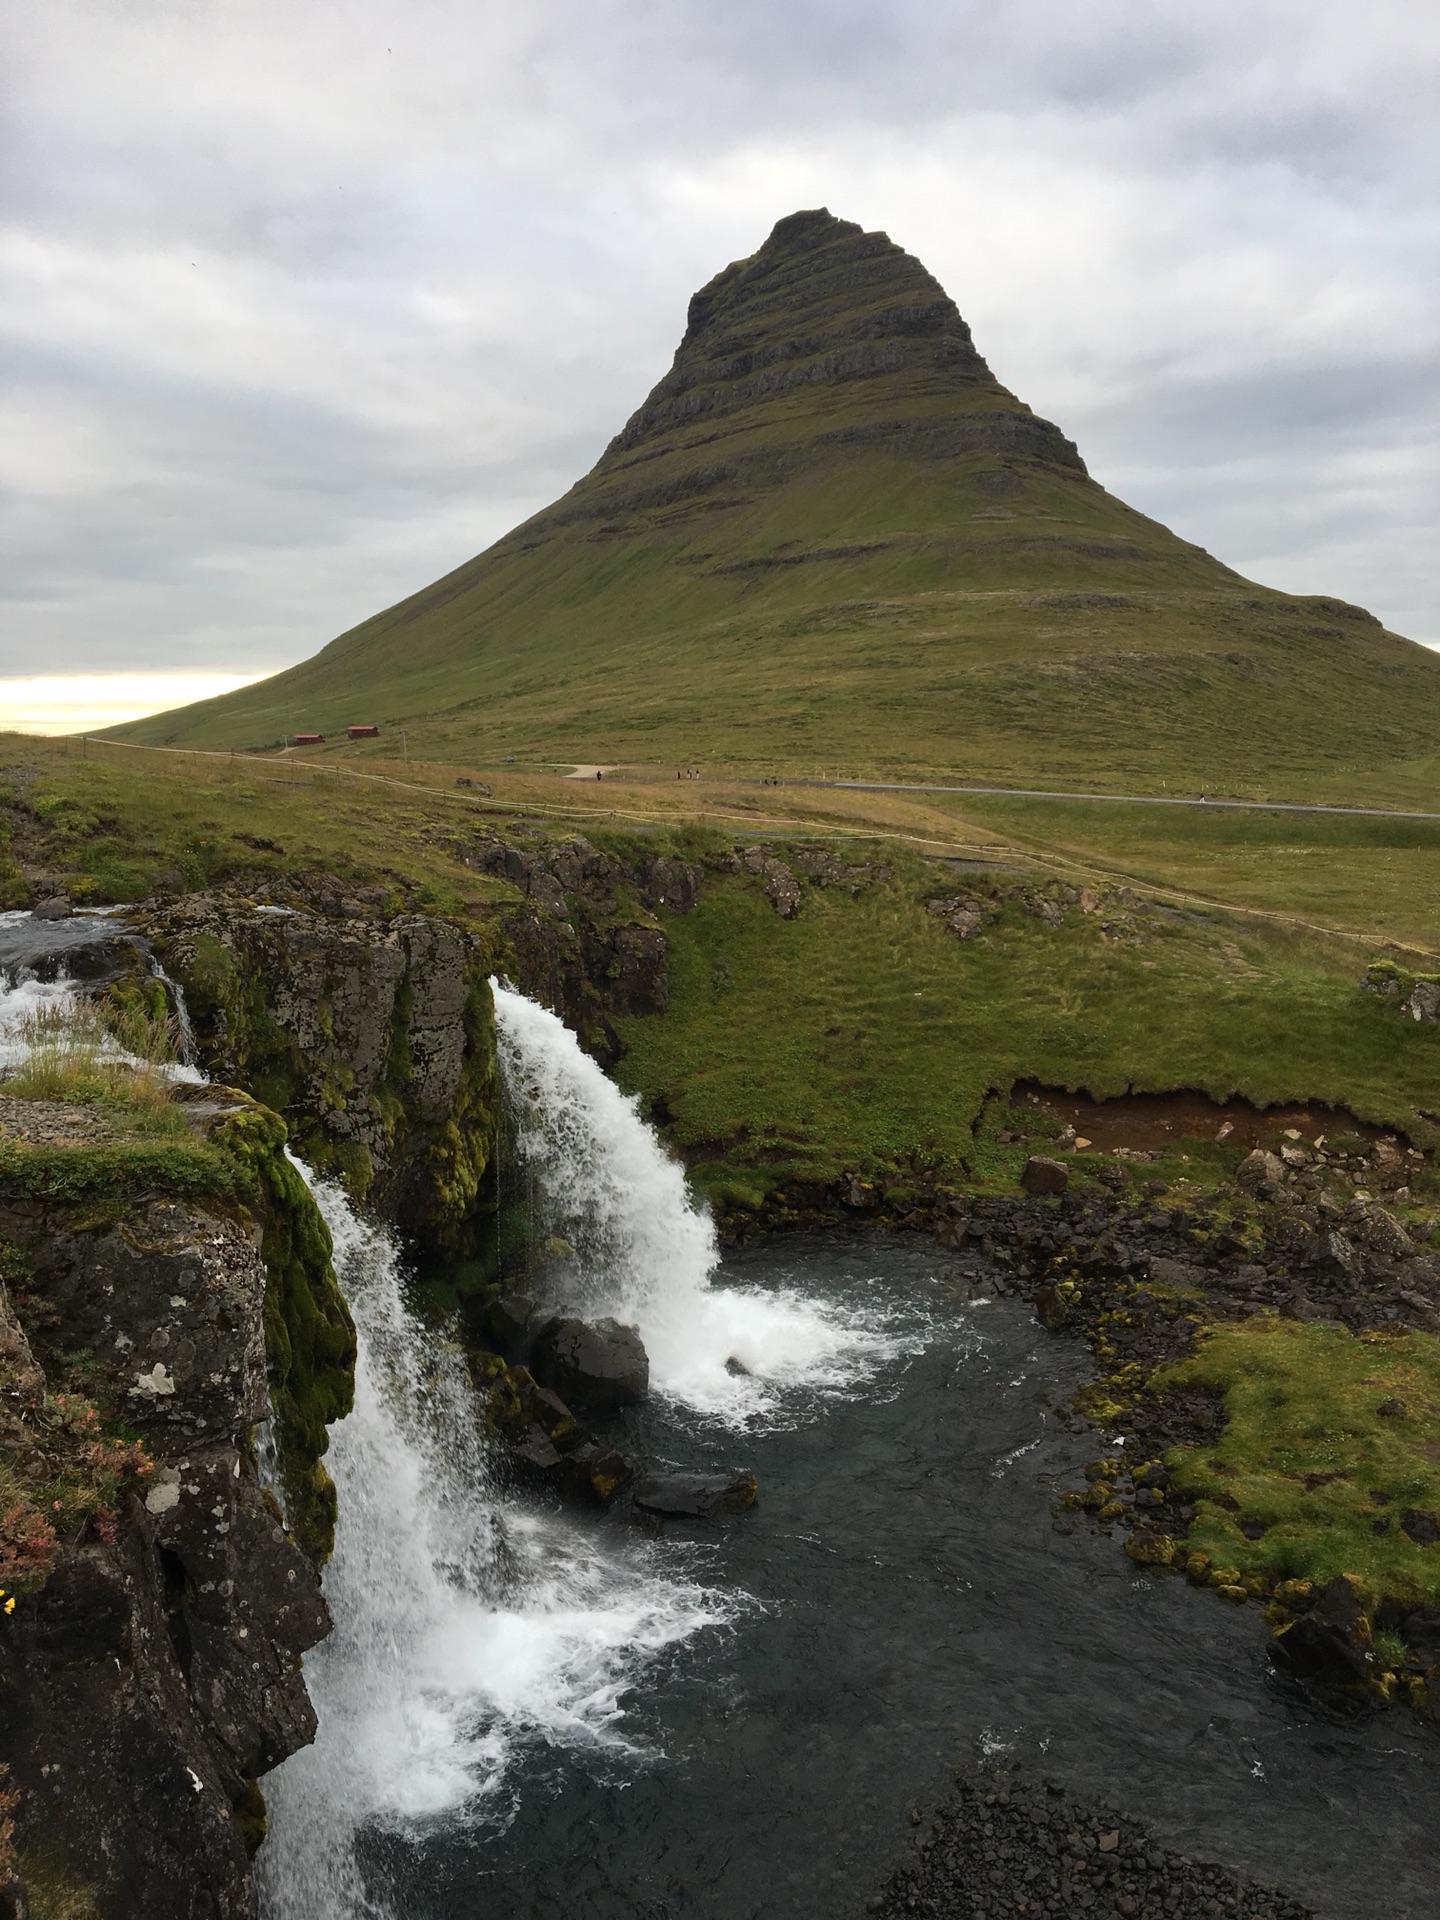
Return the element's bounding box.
[471,833,698,1034]
[0,1196,329,1919]
[142,890,497,1249]
[0,910,154,990]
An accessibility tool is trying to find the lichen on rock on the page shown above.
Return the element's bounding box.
[0,1086,335,1918]
[208,1098,355,1563]
[141,885,503,1260]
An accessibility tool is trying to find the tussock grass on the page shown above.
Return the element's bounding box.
[1159,1320,1440,1605]
[15,1849,101,1920]
[4,1002,186,1134]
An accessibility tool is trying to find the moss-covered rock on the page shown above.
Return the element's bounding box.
[209,1100,355,1563]
[143,888,503,1261]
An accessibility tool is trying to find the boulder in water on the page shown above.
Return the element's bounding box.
[633,1471,758,1518]
[512,1426,564,1471]
[482,1360,582,1450]
[531,1314,649,1410]
[31,895,74,920]
[560,1443,633,1504]
[1269,1573,1379,1690]
[1033,1282,1073,1330]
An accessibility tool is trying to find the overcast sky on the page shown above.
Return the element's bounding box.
[2,0,1437,708]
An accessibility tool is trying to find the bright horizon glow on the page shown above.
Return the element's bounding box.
[0,673,272,736]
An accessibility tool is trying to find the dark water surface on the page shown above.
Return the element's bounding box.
[361,1234,1440,1920]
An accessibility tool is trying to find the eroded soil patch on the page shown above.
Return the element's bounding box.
[1014,1081,1393,1155]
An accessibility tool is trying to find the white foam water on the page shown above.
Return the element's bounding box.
[492,982,915,1423]
[0,972,79,1067]
[257,1173,729,1920]
[0,968,207,1084]
[0,909,204,1081]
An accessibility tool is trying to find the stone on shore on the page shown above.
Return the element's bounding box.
[1269,1573,1379,1688]
[1020,1154,1068,1195]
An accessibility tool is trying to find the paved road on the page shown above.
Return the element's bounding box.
[789,778,1440,822]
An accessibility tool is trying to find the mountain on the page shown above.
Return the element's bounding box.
[116,209,1440,789]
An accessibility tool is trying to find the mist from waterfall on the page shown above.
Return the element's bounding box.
[492,981,915,1423]
[257,1174,729,1920]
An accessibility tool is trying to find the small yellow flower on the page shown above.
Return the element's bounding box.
[3,1598,13,1615]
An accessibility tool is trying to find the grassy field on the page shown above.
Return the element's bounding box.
[1162,1321,1440,1608]
[109,211,1440,802]
[7,735,1437,1209]
[612,855,1440,1202]
[925,794,1440,954]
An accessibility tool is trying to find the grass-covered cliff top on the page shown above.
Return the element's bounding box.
[109,211,1440,796]
[0,1003,354,1562]
[2,734,1439,1205]
[0,1006,241,1206]
[9,733,1440,1676]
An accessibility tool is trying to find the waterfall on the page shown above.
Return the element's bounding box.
[491,982,908,1423]
[0,970,79,1067]
[148,952,199,1067]
[257,1173,729,1920]
[0,908,203,1078]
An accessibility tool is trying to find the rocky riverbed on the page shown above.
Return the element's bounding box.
[871,1769,1316,1920]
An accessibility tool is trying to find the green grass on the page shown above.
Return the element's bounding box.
[0,744,520,917]
[612,853,1440,1201]
[109,211,1440,801]
[3,1002,188,1124]
[6,737,1440,1211]
[1159,1321,1440,1606]
[934,794,1440,952]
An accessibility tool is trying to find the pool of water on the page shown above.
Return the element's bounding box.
[322,1232,1440,1920]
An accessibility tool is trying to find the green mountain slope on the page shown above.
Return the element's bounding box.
[118,208,1440,790]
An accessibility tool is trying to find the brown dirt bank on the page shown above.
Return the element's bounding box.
[1012,1082,1398,1155]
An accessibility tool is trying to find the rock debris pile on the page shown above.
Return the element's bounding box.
[870,1770,1314,1920]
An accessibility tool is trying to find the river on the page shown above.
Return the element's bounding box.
[1,926,1433,1918]
[254,991,1440,1920]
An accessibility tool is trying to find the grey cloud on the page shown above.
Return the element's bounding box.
[0,0,1435,676]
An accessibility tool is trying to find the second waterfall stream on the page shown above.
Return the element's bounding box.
[490,981,903,1421]
[258,985,913,1919]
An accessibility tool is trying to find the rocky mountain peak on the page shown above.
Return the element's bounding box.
[602,207,1031,464]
